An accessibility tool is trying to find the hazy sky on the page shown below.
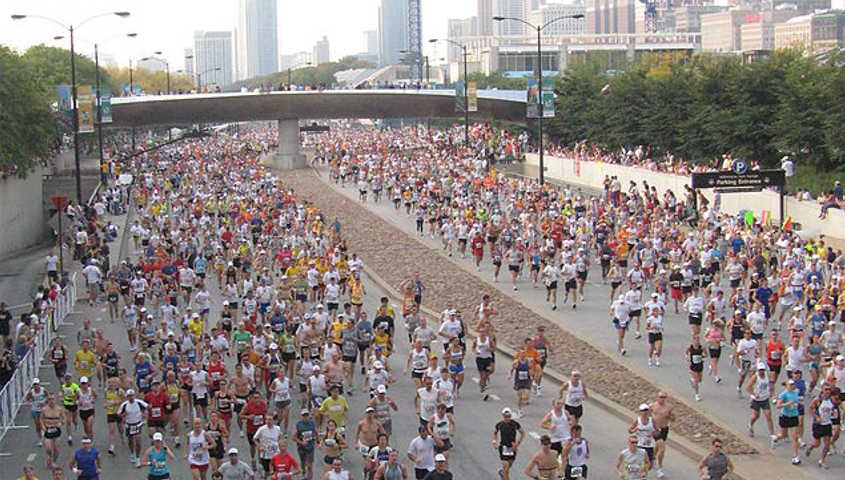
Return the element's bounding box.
[0,0,476,69]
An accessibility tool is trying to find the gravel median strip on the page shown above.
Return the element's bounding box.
[277,167,756,455]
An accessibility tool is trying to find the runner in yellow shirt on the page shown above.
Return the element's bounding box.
[73,340,98,380]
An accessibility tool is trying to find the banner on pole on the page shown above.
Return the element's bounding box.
[97,87,113,124]
[56,85,72,112]
[77,85,94,133]
[467,82,478,112]
[455,81,466,114]
[527,79,539,118]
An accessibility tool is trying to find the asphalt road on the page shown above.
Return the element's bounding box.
[0,193,702,480]
[316,164,844,478]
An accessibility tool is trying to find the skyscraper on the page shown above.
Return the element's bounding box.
[478,0,493,35]
[184,48,195,76]
[493,0,529,35]
[378,0,409,66]
[193,31,234,87]
[236,0,280,79]
[312,36,330,65]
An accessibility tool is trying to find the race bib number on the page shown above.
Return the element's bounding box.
[692,355,703,364]
[501,445,514,457]
[128,423,142,435]
[151,407,162,418]
[253,416,264,425]
[571,466,583,477]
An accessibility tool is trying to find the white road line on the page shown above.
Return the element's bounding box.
[490,393,501,401]
[471,377,480,384]
[528,431,540,440]
[26,453,37,462]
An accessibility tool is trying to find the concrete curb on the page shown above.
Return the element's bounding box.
[307,165,818,480]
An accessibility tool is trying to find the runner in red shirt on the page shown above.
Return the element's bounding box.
[144,380,169,438]
[270,441,301,480]
[472,232,486,268]
[243,391,267,467]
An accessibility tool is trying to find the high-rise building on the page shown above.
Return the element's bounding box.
[447,17,478,62]
[236,0,280,79]
[478,0,493,35]
[585,0,646,34]
[364,30,379,55]
[700,9,750,52]
[531,3,586,35]
[279,51,312,71]
[313,36,330,65]
[193,31,234,87]
[184,48,195,75]
[378,0,409,66]
[494,0,530,35]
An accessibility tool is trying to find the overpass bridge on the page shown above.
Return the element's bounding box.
[112,90,527,168]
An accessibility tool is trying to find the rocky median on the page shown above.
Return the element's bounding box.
[278,168,756,455]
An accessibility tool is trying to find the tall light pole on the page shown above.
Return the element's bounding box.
[429,39,469,147]
[12,11,131,206]
[92,33,137,184]
[400,50,430,85]
[493,13,584,185]
[287,61,312,89]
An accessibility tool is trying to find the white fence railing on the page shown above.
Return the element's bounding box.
[0,272,77,447]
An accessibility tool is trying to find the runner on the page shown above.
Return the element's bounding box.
[648,393,675,479]
[561,425,589,480]
[746,362,775,440]
[492,408,525,480]
[218,448,255,480]
[560,370,588,425]
[615,435,650,480]
[41,392,66,469]
[772,379,802,465]
[140,432,177,480]
[270,441,301,480]
[805,384,838,468]
[696,438,733,480]
[184,417,216,480]
[25,377,47,445]
[523,434,560,480]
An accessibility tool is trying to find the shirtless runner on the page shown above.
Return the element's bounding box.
[41,393,66,469]
[524,435,560,480]
[229,364,254,437]
[355,407,386,478]
[649,391,675,479]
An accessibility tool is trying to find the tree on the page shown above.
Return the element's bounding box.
[0,46,55,175]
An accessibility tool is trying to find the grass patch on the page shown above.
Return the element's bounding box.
[791,162,844,197]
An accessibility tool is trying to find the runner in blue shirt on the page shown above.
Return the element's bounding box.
[70,437,101,480]
[773,379,802,465]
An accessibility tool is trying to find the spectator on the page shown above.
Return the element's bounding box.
[1,337,16,387]
[781,156,794,194]
[0,301,12,345]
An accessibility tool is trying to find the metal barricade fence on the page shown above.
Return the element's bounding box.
[0,272,77,448]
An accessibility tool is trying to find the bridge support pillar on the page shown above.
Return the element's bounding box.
[271,119,307,169]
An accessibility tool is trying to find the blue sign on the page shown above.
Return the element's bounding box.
[731,158,748,175]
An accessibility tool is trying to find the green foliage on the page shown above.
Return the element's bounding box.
[549,50,845,170]
[0,46,55,174]
[22,44,119,98]
[466,71,527,90]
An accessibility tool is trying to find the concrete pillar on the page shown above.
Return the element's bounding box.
[270,119,307,170]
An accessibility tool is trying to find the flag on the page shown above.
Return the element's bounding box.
[783,216,792,231]
[744,210,754,226]
[762,210,771,226]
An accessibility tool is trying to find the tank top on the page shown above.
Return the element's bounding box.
[106,390,121,415]
[167,383,180,405]
[411,349,429,372]
[30,389,47,412]
[418,387,439,420]
[188,430,210,465]
[636,417,655,448]
[383,463,403,480]
[148,446,169,476]
[217,393,234,414]
[327,471,350,480]
[753,374,771,401]
[373,396,392,423]
[565,382,584,407]
[79,389,95,411]
[432,413,450,439]
[476,337,493,359]
[514,359,531,388]
[566,438,589,467]
[689,345,704,367]
[815,397,835,426]
[622,448,647,479]
[549,410,571,443]
[273,377,291,403]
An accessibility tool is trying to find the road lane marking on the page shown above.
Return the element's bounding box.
[529,431,540,440]
[490,393,501,401]
[471,377,480,384]
[27,453,37,462]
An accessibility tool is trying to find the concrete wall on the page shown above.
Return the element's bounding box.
[526,153,845,241]
[0,167,46,258]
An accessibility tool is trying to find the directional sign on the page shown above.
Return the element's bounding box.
[51,196,69,210]
[731,158,748,175]
[691,169,785,193]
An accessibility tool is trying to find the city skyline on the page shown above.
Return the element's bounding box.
[0,0,474,72]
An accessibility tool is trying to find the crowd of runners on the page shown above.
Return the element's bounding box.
[15,119,845,480]
[316,124,845,473]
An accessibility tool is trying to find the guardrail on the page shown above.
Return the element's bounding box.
[0,272,77,449]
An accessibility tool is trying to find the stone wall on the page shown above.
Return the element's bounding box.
[0,167,46,258]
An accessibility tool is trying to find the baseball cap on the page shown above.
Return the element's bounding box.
[301,408,310,415]
[32,378,40,385]
[82,437,92,444]
[270,343,278,350]
[756,362,767,370]
[373,361,383,369]
[638,403,649,411]
[837,355,845,363]
[377,385,387,394]
[365,406,375,413]
[228,447,239,455]
[502,407,512,416]
[223,300,230,306]
[80,376,89,384]
[435,454,447,462]
[127,388,136,395]
[153,432,164,441]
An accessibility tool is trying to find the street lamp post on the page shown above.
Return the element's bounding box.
[493,13,584,185]
[11,11,131,206]
[399,50,430,86]
[95,33,137,184]
[196,67,221,93]
[429,39,469,147]
[141,54,170,94]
